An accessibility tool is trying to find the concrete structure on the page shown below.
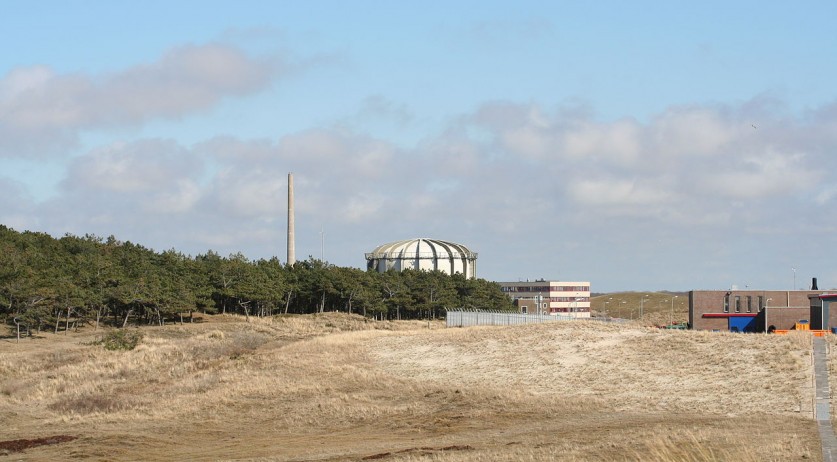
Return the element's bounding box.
[689,288,834,332]
[365,238,477,278]
[498,280,591,318]
[287,172,295,265]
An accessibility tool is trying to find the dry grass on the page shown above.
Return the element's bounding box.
[369,322,814,416]
[0,313,822,461]
[592,292,688,325]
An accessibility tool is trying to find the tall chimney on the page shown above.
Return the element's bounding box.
[287,172,295,266]
[812,277,819,290]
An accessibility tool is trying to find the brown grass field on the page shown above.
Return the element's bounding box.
[590,292,688,325]
[0,312,827,461]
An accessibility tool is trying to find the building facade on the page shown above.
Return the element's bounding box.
[513,298,539,314]
[498,280,591,318]
[689,289,834,332]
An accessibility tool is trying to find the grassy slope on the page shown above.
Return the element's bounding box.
[0,313,821,461]
[592,292,689,325]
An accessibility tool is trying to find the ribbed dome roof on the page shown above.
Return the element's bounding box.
[365,238,477,278]
[366,238,476,260]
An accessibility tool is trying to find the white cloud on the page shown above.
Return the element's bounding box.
[99,44,277,124]
[0,44,281,158]
[356,95,414,126]
[649,105,736,157]
[276,128,398,183]
[561,118,643,165]
[144,179,202,214]
[816,186,837,205]
[208,167,285,219]
[0,66,53,100]
[0,177,35,230]
[570,178,673,207]
[340,193,386,223]
[457,99,837,227]
[701,151,820,200]
[64,139,201,194]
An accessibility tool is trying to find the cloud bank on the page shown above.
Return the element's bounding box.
[3,42,837,290]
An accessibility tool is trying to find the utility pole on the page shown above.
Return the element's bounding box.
[669,295,678,326]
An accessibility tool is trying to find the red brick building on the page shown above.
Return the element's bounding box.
[689,289,836,332]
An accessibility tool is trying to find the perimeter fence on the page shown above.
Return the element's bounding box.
[445,310,629,328]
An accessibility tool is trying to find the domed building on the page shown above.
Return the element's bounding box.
[365,238,478,279]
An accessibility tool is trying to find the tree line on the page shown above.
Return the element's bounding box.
[0,225,513,334]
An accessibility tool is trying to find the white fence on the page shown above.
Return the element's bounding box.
[445,310,575,327]
[445,310,630,328]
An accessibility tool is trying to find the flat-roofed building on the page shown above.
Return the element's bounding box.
[689,288,832,332]
[498,280,591,318]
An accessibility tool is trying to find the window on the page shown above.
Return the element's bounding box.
[735,296,741,313]
[724,294,730,313]
[758,296,764,311]
[521,307,528,314]
[747,296,752,313]
[553,285,590,292]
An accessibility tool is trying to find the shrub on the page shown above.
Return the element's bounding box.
[98,329,144,351]
[49,394,133,415]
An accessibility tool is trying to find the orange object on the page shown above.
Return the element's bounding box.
[772,329,830,336]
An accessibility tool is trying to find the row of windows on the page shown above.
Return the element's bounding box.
[549,307,590,313]
[516,296,590,303]
[554,286,590,292]
[502,286,590,293]
[521,304,592,314]
[503,286,550,293]
[723,295,765,313]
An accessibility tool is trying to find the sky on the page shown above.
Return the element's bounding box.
[2,1,837,292]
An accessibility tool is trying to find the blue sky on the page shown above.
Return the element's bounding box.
[2,1,837,292]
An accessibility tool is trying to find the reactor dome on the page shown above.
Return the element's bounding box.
[365,238,478,279]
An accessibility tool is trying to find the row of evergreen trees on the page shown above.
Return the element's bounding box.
[0,225,512,332]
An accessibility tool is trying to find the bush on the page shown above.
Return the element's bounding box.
[98,329,144,351]
[49,394,133,414]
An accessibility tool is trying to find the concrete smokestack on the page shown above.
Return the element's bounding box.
[287,172,295,265]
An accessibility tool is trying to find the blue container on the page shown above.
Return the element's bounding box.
[831,327,837,334]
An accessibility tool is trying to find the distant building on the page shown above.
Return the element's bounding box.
[498,280,591,318]
[365,238,477,279]
[513,298,539,315]
[689,287,835,332]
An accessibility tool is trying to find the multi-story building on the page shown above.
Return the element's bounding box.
[498,280,591,318]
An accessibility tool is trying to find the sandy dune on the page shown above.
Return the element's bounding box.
[0,314,822,461]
